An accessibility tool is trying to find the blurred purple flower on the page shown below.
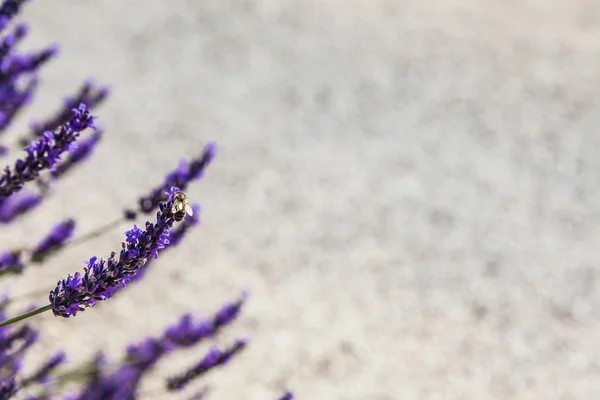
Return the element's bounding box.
[166,339,248,391]
[278,392,294,400]
[0,22,26,62]
[20,351,65,387]
[30,219,75,262]
[0,103,96,200]
[23,80,109,146]
[50,129,102,179]
[0,0,28,32]
[0,44,57,86]
[0,189,41,223]
[0,251,21,275]
[126,142,216,218]
[0,74,36,131]
[75,295,246,399]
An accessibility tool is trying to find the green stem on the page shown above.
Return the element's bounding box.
[0,304,51,328]
[63,217,124,249]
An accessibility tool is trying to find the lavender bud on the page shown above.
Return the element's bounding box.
[0,75,37,131]
[50,130,102,179]
[20,351,65,387]
[278,392,294,400]
[166,339,248,391]
[0,189,42,223]
[0,251,22,275]
[49,187,181,318]
[0,44,57,85]
[163,293,247,348]
[0,22,27,64]
[30,219,75,262]
[0,0,28,32]
[0,103,96,200]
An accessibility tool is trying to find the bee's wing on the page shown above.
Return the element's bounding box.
[185,204,194,216]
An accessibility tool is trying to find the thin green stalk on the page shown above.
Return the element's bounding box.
[62,217,123,249]
[0,304,51,328]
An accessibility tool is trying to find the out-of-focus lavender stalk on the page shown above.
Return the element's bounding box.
[166,339,248,391]
[0,0,29,33]
[0,22,26,62]
[278,391,294,400]
[0,103,96,201]
[49,130,102,179]
[20,80,109,146]
[74,295,246,399]
[125,142,216,219]
[0,218,74,276]
[0,44,57,87]
[30,218,75,262]
[0,188,41,223]
[20,351,65,387]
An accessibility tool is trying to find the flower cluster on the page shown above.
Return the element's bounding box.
[0,0,295,399]
[77,295,247,398]
[0,103,96,200]
[49,187,179,318]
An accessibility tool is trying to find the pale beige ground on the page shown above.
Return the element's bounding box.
[1,0,599,399]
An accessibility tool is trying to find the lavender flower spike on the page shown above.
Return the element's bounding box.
[20,351,65,387]
[31,218,75,262]
[278,392,294,400]
[0,189,42,223]
[0,103,96,200]
[166,339,249,391]
[128,142,216,216]
[49,187,182,318]
[0,0,29,32]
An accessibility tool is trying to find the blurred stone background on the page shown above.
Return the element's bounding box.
[1,0,600,399]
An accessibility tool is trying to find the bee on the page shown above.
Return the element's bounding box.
[171,192,193,222]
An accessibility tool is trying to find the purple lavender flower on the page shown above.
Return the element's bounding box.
[0,44,57,86]
[30,219,75,262]
[166,339,248,391]
[23,80,109,146]
[0,0,28,32]
[0,251,21,275]
[128,203,200,284]
[0,189,41,223]
[49,130,102,179]
[20,351,65,387]
[0,74,36,131]
[48,187,181,318]
[0,378,16,399]
[126,142,216,218]
[163,294,247,348]
[0,22,26,62]
[75,295,246,399]
[278,392,294,400]
[0,103,96,200]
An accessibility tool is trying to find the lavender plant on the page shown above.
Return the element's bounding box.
[0,1,294,399]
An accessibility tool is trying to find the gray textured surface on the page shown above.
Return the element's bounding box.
[2,0,600,399]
